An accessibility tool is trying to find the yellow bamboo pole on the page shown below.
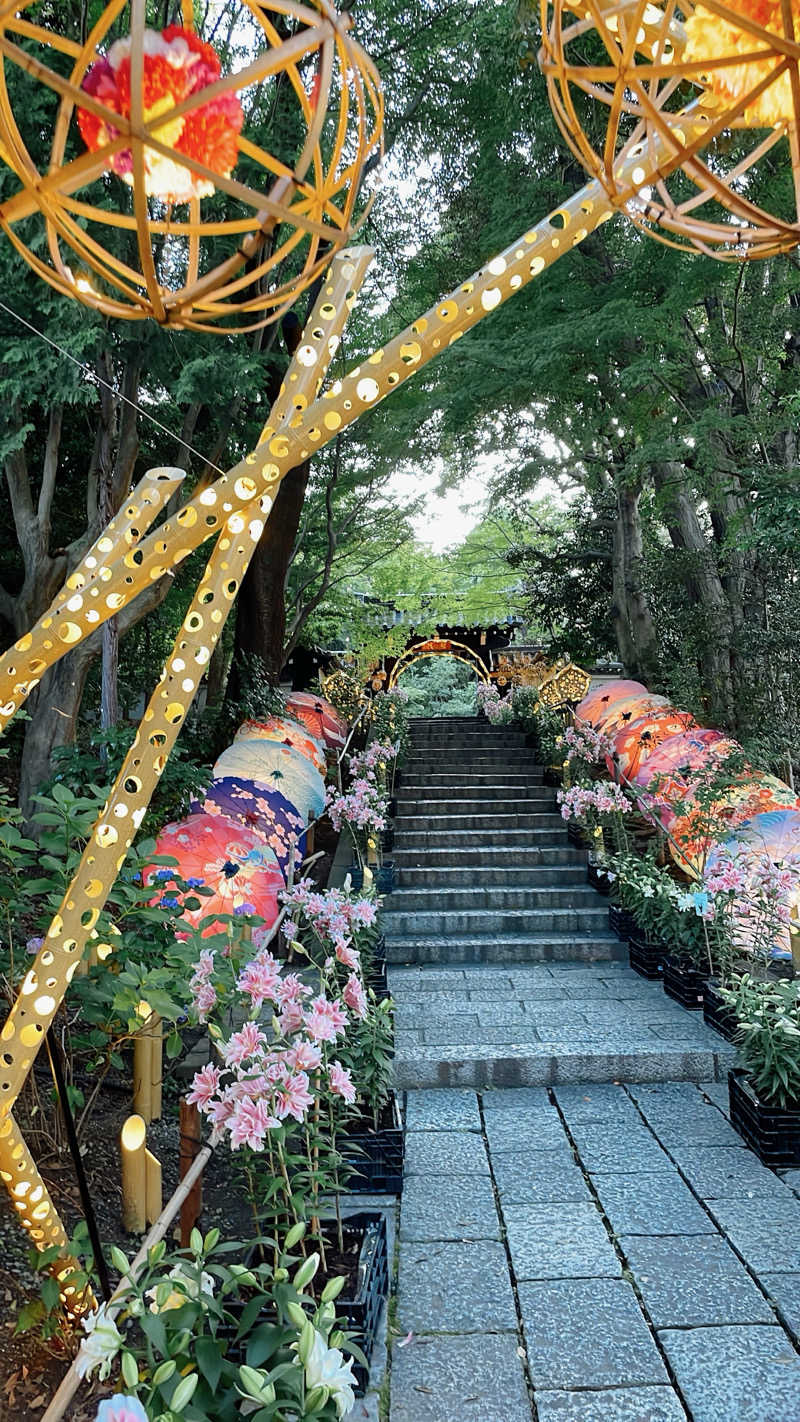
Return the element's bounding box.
[0,245,374,1279]
[145,1148,162,1226]
[120,1114,147,1234]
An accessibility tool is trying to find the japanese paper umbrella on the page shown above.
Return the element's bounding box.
[286,691,347,751]
[191,778,306,880]
[234,716,326,775]
[667,775,800,876]
[606,709,698,785]
[706,812,800,960]
[145,813,284,937]
[576,679,648,726]
[214,739,326,821]
[593,693,671,737]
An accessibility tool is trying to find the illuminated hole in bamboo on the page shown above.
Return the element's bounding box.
[97,825,118,848]
[234,477,258,501]
[481,288,502,311]
[400,342,422,365]
[530,257,545,276]
[324,411,342,430]
[33,996,55,1015]
[438,302,457,321]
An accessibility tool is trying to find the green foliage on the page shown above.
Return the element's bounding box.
[338,996,395,1131]
[398,658,478,718]
[724,976,800,1109]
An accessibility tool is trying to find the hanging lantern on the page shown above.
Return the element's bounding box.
[540,0,800,257]
[286,691,348,750]
[192,776,306,880]
[214,739,326,822]
[144,813,284,937]
[0,1,383,330]
[234,717,326,775]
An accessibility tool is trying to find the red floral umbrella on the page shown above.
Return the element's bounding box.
[234,717,326,775]
[145,813,284,938]
[666,775,800,875]
[631,728,739,807]
[285,692,347,751]
[606,709,697,785]
[593,693,671,737]
[577,679,648,726]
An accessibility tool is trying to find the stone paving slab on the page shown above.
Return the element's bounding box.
[505,1202,621,1280]
[667,1145,791,1200]
[645,1112,743,1150]
[404,1089,482,1133]
[396,1239,517,1333]
[519,1277,669,1389]
[535,1388,688,1422]
[621,1234,774,1327]
[399,1174,500,1243]
[759,1272,800,1335]
[569,1123,674,1175]
[592,1171,716,1236]
[491,1151,592,1205]
[552,1084,647,1122]
[482,1111,570,1153]
[704,1197,800,1272]
[659,1324,800,1422]
[404,1130,489,1175]
[389,1332,531,1422]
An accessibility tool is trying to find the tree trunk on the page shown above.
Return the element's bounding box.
[19,646,96,818]
[611,483,659,684]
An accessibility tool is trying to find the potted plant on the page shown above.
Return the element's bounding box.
[725,975,800,1167]
[338,996,402,1194]
[606,852,671,979]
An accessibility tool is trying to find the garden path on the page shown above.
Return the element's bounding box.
[382,717,800,1422]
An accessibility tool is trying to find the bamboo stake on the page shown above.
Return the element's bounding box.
[42,1144,212,1422]
[145,1149,162,1226]
[179,1098,203,1247]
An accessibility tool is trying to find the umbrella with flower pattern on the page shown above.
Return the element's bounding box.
[145,813,284,937]
[593,693,671,737]
[576,679,648,726]
[234,716,326,775]
[666,775,800,875]
[192,777,306,880]
[214,740,326,822]
[606,709,697,784]
[285,691,347,751]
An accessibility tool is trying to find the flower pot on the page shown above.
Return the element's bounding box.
[365,957,390,1002]
[587,862,610,895]
[567,822,588,848]
[702,979,738,1042]
[342,1095,404,1195]
[608,904,635,940]
[381,825,395,854]
[348,863,364,890]
[387,796,398,818]
[374,862,395,894]
[728,1069,800,1168]
[662,956,705,1010]
[543,767,563,787]
[628,930,663,980]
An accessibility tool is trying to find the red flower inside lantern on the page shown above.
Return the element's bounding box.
[77,26,243,203]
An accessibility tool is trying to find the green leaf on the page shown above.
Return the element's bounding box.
[194,1335,223,1393]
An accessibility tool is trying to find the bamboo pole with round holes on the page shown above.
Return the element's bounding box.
[0,245,373,1278]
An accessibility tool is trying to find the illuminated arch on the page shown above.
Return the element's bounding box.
[387,638,491,689]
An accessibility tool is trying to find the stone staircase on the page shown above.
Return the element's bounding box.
[385,715,734,1090]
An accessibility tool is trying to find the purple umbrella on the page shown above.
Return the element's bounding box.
[191,776,307,881]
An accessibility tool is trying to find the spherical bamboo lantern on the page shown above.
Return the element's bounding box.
[539,0,800,257]
[0,0,382,330]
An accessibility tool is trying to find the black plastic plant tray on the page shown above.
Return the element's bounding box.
[662,957,705,1010]
[628,932,663,980]
[608,904,635,941]
[728,1070,800,1169]
[703,981,738,1042]
[587,863,610,895]
[342,1094,404,1195]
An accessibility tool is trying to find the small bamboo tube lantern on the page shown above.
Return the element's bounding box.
[132,1010,162,1124]
[145,1148,162,1227]
[120,1114,147,1234]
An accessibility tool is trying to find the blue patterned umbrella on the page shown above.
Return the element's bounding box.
[214,739,326,822]
[191,777,306,880]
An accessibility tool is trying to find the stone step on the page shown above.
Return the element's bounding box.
[384,932,625,965]
[404,750,536,764]
[408,734,527,748]
[397,795,556,814]
[393,845,584,867]
[382,905,612,936]
[399,772,544,788]
[385,885,601,911]
[395,811,565,831]
[389,961,734,1088]
[394,828,572,848]
[396,864,587,887]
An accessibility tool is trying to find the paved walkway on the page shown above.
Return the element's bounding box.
[390,1080,800,1422]
[382,719,800,1422]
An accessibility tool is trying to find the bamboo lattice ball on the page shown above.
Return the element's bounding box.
[539,0,800,258]
[0,0,382,331]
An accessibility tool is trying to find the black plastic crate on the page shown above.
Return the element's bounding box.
[628,932,663,980]
[542,767,563,787]
[728,1070,800,1169]
[567,822,589,848]
[703,980,738,1041]
[662,957,705,1010]
[365,957,390,1003]
[342,1094,404,1194]
[587,863,610,895]
[608,904,635,941]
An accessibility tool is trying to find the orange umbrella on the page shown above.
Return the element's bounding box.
[286,691,347,751]
[666,775,800,875]
[606,709,697,784]
[593,693,671,737]
[234,716,326,775]
[577,679,648,726]
[145,813,284,938]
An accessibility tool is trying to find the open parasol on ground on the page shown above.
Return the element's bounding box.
[234,716,326,775]
[593,693,671,738]
[214,740,326,822]
[576,679,648,727]
[666,775,800,876]
[286,691,347,751]
[145,813,284,937]
[606,709,698,785]
[705,810,800,961]
[191,777,306,881]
